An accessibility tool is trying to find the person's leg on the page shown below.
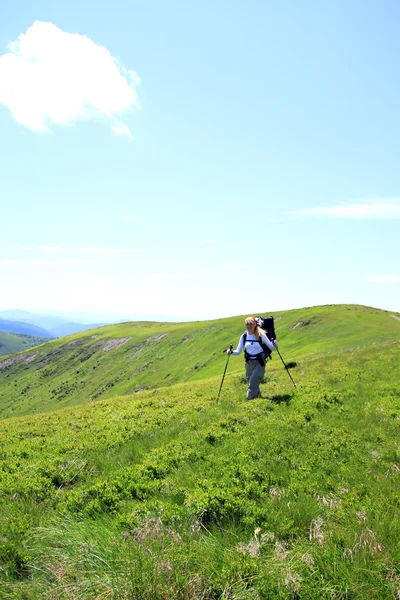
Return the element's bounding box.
[248,362,265,399]
[245,361,254,400]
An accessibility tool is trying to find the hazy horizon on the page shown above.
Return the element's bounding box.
[1,300,399,327]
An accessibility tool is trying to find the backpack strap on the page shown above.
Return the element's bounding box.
[243,331,265,362]
[256,353,266,367]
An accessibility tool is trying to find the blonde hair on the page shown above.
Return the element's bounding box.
[244,316,266,340]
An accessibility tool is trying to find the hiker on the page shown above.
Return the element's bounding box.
[227,316,277,400]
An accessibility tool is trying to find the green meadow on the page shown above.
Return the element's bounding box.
[0,304,399,599]
[0,304,398,419]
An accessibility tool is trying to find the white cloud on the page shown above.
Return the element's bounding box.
[367,274,400,283]
[78,248,144,255]
[113,124,134,139]
[288,202,400,219]
[0,21,140,136]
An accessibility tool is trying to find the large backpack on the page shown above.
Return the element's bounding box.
[256,316,276,342]
[243,315,276,361]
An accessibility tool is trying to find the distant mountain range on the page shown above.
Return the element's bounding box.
[0,330,49,357]
[0,310,107,339]
[0,318,53,338]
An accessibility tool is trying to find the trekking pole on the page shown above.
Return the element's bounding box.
[273,342,297,388]
[216,345,233,402]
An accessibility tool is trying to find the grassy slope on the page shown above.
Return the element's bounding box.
[0,330,48,357]
[0,303,399,419]
[0,304,399,598]
[0,339,399,598]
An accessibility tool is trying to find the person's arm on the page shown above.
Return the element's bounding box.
[261,333,276,352]
[228,334,245,355]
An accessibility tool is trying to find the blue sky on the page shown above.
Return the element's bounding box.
[1,0,399,321]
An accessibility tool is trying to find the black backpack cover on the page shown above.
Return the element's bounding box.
[256,316,276,342]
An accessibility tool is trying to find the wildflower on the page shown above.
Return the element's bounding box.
[284,572,302,594]
[274,541,289,560]
[309,517,324,545]
[237,528,262,558]
[301,552,315,569]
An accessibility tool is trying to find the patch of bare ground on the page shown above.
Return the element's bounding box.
[0,352,40,371]
[292,321,310,330]
[25,353,39,364]
[34,348,66,369]
[33,338,92,369]
[182,333,197,343]
[201,327,217,335]
[93,337,132,352]
[130,334,169,357]
[59,337,92,353]
[390,314,400,321]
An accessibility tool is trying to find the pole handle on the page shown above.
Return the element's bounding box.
[222,344,233,353]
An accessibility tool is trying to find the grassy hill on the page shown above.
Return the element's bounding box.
[0,330,48,358]
[0,304,399,599]
[0,304,399,420]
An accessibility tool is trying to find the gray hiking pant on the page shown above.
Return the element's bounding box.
[245,354,265,400]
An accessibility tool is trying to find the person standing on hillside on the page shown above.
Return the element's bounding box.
[227,317,276,401]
